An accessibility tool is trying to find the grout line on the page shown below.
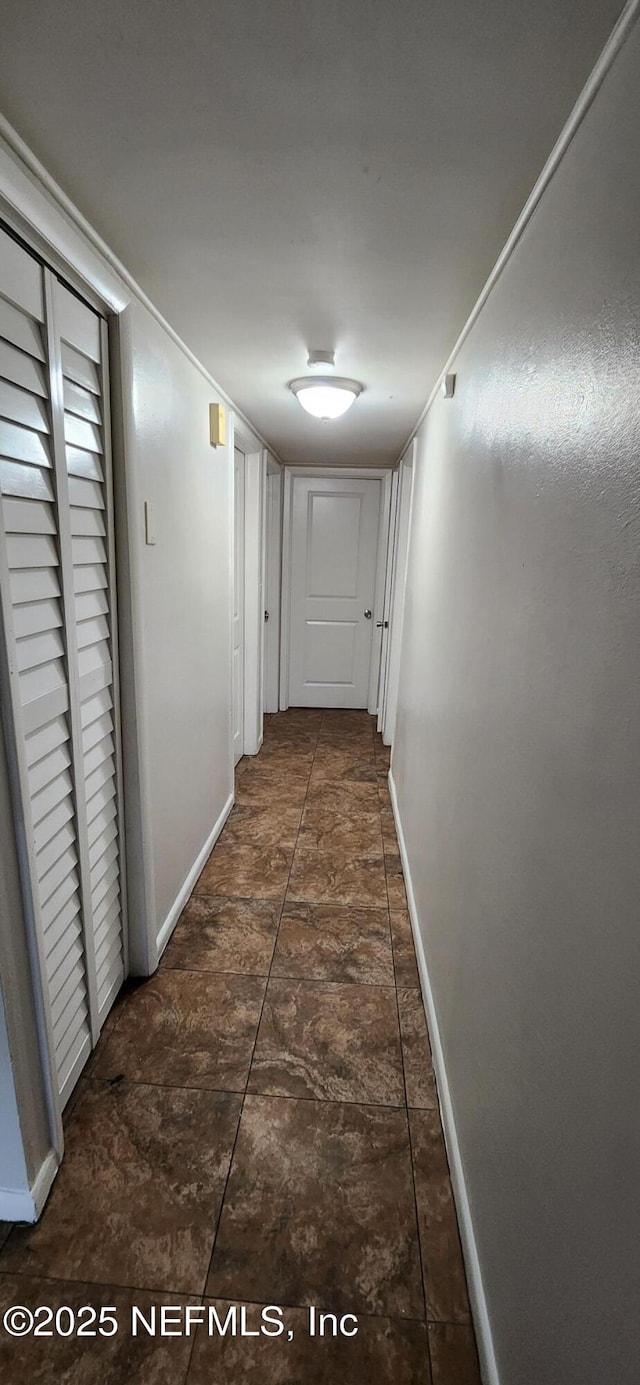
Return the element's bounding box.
[201,717,320,1293]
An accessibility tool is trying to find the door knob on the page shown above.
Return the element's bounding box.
[376,620,389,628]
[364,609,372,619]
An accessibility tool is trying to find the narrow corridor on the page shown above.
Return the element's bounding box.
[0,711,480,1383]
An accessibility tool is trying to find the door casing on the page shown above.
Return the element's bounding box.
[279,467,394,714]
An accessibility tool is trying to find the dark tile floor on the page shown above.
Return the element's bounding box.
[0,709,481,1383]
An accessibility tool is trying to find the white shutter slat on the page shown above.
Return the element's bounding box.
[50,957,87,1031]
[10,566,60,604]
[28,741,71,797]
[0,230,44,319]
[72,534,106,566]
[6,531,58,567]
[48,934,84,1003]
[16,626,65,673]
[70,507,106,538]
[63,378,102,424]
[82,712,113,756]
[21,683,69,738]
[92,878,119,931]
[13,597,62,639]
[77,615,110,651]
[66,446,103,482]
[83,733,114,779]
[0,380,50,433]
[95,927,122,976]
[40,865,79,931]
[0,419,52,468]
[55,991,90,1075]
[88,817,117,870]
[84,753,115,803]
[33,795,74,855]
[64,413,102,455]
[94,898,121,954]
[0,340,47,396]
[26,713,68,767]
[61,342,100,394]
[68,476,104,510]
[19,657,67,709]
[57,1027,91,1101]
[42,893,81,960]
[87,797,117,849]
[90,837,118,893]
[31,765,73,826]
[39,845,78,908]
[4,496,56,535]
[73,562,107,594]
[0,297,45,361]
[78,640,111,679]
[75,588,108,623]
[36,819,76,881]
[56,283,100,362]
[97,956,124,1014]
[80,685,112,729]
[0,460,54,501]
[91,857,118,913]
[86,777,116,826]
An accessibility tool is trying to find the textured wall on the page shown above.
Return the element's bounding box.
[125,299,233,939]
[393,20,640,1385]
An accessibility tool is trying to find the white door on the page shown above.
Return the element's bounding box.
[287,474,381,708]
[232,445,245,763]
[0,226,125,1108]
[376,469,400,726]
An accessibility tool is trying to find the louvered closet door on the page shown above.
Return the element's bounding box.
[0,226,126,1109]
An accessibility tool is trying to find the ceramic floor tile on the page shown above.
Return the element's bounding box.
[220,803,302,849]
[1,1080,241,1294]
[305,778,380,813]
[248,978,405,1106]
[309,749,377,783]
[272,902,394,985]
[398,988,438,1109]
[195,844,293,899]
[0,1277,196,1384]
[428,1323,482,1385]
[385,852,408,908]
[248,743,316,771]
[297,805,383,854]
[235,774,309,809]
[381,805,399,850]
[187,1302,431,1383]
[390,909,420,988]
[162,896,279,975]
[409,1110,471,1323]
[93,970,266,1091]
[287,849,388,908]
[207,1095,424,1319]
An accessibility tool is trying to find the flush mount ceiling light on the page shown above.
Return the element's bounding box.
[288,376,364,420]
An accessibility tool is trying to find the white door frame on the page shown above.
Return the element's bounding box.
[376,466,400,729]
[381,441,416,745]
[230,416,266,759]
[264,461,283,714]
[279,467,394,714]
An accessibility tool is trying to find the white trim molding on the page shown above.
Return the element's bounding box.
[389,769,500,1385]
[0,1147,59,1224]
[155,791,234,962]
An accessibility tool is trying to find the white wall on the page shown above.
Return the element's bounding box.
[392,18,640,1385]
[120,299,234,948]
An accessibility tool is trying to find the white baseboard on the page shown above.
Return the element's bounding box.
[155,790,234,960]
[388,770,500,1385]
[0,1146,59,1223]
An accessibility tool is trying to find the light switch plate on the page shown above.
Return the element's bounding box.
[144,501,157,545]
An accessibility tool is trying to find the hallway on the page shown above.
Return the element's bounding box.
[0,710,479,1382]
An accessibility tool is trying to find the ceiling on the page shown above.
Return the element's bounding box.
[0,0,624,465]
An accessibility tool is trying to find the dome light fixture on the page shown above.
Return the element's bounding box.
[288,375,364,421]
